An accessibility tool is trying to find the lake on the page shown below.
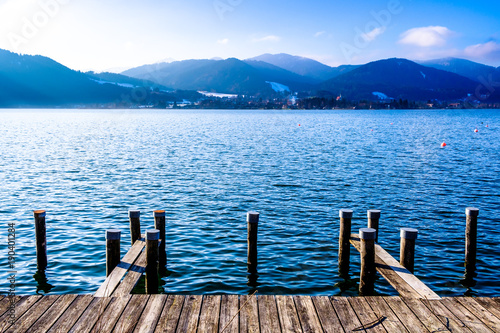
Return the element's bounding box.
[0,109,499,297]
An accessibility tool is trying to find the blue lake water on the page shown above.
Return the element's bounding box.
[0,109,499,297]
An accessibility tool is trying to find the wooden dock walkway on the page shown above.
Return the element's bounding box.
[2,294,499,332]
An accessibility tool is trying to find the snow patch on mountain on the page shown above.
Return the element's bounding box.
[372,92,390,100]
[266,81,290,92]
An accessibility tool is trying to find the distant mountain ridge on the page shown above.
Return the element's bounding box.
[418,58,499,82]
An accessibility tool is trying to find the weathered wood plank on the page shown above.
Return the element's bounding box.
[26,294,78,333]
[455,297,500,332]
[258,295,281,333]
[155,295,185,333]
[364,296,409,332]
[68,297,111,332]
[176,295,203,333]
[311,296,344,333]
[382,296,428,333]
[90,295,131,332]
[134,295,168,333]
[330,297,364,332]
[350,234,440,300]
[348,297,387,332]
[0,296,20,320]
[276,295,301,333]
[475,297,500,321]
[240,295,260,333]
[198,295,221,333]
[419,299,472,333]
[0,296,41,332]
[294,296,323,332]
[219,295,239,333]
[440,297,494,332]
[400,297,450,332]
[95,239,146,297]
[5,295,59,333]
[115,294,149,332]
[112,249,147,297]
[47,295,94,333]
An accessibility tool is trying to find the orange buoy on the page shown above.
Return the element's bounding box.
[298,124,301,127]
[474,128,478,133]
[441,142,447,147]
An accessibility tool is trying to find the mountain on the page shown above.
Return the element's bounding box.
[320,58,479,101]
[123,58,314,96]
[0,49,131,107]
[247,53,359,81]
[418,58,499,82]
[86,71,173,91]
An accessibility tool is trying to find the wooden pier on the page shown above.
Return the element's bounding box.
[2,294,500,332]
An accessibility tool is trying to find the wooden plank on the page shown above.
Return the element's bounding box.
[276,295,301,333]
[47,295,94,333]
[0,296,41,331]
[90,295,131,332]
[4,295,59,333]
[311,296,344,333]
[95,239,146,297]
[155,295,185,332]
[258,295,281,333]
[475,297,500,320]
[68,297,112,333]
[330,297,365,332]
[401,297,450,332]
[26,294,78,333]
[364,296,409,332]
[112,247,148,297]
[382,296,428,333]
[455,297,500,332]
[198,295,221,333]
[348,297,387,332]
[219,295,239,333]
[0,296,20,320]
[176,295,203,333]
[350,234,440,299]
[134,295,168,333]
[240,295,260,333]
[440,297,494,332]
[115,294,149,332]
[294,296,323,332]
[419,299,472,333]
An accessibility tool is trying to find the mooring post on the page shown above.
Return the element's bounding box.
[367,210,381,242]
[465,207,479,274]
[338,209,353,276]
[129,210,141,245]
[106,229,121,277]
[154,210,166,268]
[145,229,159,294]
[400,228,418,273]
[359,228,376,296]
[247,212,259,272]
[33,210,48,270]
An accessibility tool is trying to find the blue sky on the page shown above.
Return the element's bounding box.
[1,0,499,72]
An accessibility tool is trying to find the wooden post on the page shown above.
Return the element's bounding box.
[247,212,259,272]
[154,210,166,269]
[338,209,353,276]
[359,228,376,296]
[33,210,47,270]
[465,207,479,274]
[129,210,141,245]
[145,229,159,294]
[400,228,418,273]
[106,229,121,277]
[367,210,381,242]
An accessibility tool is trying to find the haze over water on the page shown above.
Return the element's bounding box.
[0,109,499,297]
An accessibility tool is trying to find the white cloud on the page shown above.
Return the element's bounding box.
[252,35,281,43]
[314,31,326,38]
[399,26,453,47]
[464,41,500,60]
[217,38,229,45]
[361,27,386,42]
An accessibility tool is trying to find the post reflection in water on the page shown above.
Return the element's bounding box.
[33,270,54,295]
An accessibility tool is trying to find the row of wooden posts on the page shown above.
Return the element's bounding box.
[32,207,479,295]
